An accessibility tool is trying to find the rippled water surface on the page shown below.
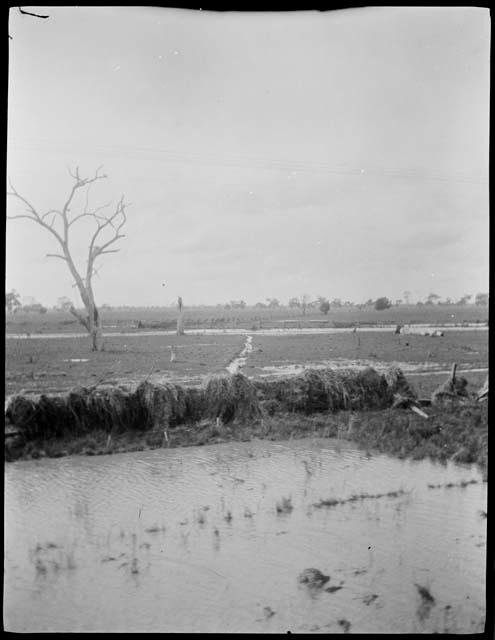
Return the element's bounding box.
[4,439,486,633]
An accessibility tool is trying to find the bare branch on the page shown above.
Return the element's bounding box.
[7,214,37,221]
[7,181,65,244]
[41,209,63,222]
[69,305,90,332]
[7,170,126,351]
[69,201,112,226]
[98,249,121,256]
[67,166,79,181]
[88,197,127,259]
[58,168,108,246]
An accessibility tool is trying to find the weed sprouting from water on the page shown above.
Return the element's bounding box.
[313,489,406,509]
[145,524,166,534]
[131,557,139,574]
[302,460,313,476]
[415,583,436,622]
[276,496,293,514]
[326,584,343,594]
[362,593,379,605]
[314,497,340,508]
[102,555,118,562]
[415,583,435,604]
[338,619,351,633]
[428,479,478,490]
[459,479,479,488]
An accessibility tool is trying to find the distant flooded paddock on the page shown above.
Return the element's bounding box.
[4,438,486,633]
[4,323,488,340]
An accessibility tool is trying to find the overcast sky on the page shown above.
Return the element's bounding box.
[7,6,489,307]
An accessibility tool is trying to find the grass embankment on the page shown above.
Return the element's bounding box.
[5,367,488,470]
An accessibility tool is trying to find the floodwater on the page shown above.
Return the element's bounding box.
[258,359,488,378]
[226,335,253,374]
[4,439,486,633]
[5,324,488,340]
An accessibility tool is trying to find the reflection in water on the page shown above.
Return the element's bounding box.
[4,438,486,633]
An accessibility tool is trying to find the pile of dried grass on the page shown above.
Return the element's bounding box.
[5,385,147,440]
[431,376,469,405]
[384,366,418,408]
[83,386,145,434]
[204,373,261,423]
[257,367,392,414]
[6,395,44,440]
[136,380,191,430]
[5,366,417,443]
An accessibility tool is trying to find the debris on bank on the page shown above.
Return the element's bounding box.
[477,375,488,402]
[431,364,469,405]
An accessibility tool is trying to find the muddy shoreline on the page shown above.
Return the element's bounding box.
[5,402,488,473]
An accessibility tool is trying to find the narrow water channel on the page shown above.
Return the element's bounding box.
[4,438,486,633]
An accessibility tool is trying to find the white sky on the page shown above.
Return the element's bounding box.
[6,6,490,307]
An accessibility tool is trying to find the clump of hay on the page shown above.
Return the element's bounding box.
[204,373,261,423]
[183,386,205,423]
[431,375,469,405]
[84,386,145,433]
[259,367,391,414]
[6,395,40,440]
[6,385,147,440]
[136,380,191,430]
[261,398,283,416]
[384,366,418,408]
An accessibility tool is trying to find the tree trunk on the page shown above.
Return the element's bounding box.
[91,321,103,351]
[176,310,185,336]
[176,296,185,336]
[88,303,103,351]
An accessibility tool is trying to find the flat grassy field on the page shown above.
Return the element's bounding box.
[5,334,245,396]
[5,301,488,401]
[247,330,488,397]
[5,327,487,399]
[5,303,488,335]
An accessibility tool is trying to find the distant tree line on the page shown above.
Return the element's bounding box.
[6,288,489,315]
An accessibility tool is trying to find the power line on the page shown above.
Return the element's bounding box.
[8,139,488,185]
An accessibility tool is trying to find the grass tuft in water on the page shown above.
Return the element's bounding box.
[276,496,293,514]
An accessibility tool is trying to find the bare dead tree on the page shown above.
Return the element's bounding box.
[7,167,127,351]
